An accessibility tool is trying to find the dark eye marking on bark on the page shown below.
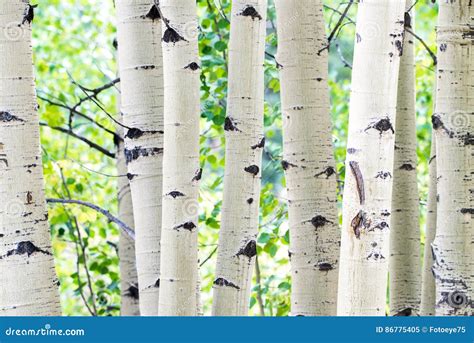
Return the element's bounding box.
[381,210,391,217]
[366,251,385,261]
[22,4,38,25]
[404,12,412,29]
[375,171,392,180]
[431,114,454,138]
[349,161,365,205]
[124,147,163,163]
[247,198,254,204]
[460,208,474,214]
[125,128,161,139]
[173,221,196,231]
[370,221,390,232]
[145,4,161,21]
[347,148,358,155]
[315,166,336,179]
[460,133,474,146]
[213,278,240,289]
[224,117,240,132]
[244,165,259,176]
[155,279,160,288]
[356,33,362,43]
[308,215,332,229]
[124,284,139,299]
[192,168,203,182]
[163,26,187,44]
[394,308,412,316]
[351,211,371,239]
[135,65,156,70]
[394,39,403,56]
[167,191,185,198]
[281,160,297,171]
[400,163,415,171]
[184,62,200,71]
[127,173,136,181]
[365,117,394,135]
[251,138,265,150]
[239,6,262,20]
[317,262,334,271]
[2,241,51,259]
[0,111,24,123]
[237,240,257,258]
[293,106,304,111]
[440,43,447,52]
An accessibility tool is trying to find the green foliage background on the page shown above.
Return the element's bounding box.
[33,0,437,316]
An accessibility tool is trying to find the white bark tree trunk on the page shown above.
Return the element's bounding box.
[388,2,421,316]
[0,0,61,316]
[116,0,164,316]
[421,135,437,316]
[337,0,405,316]
[116,114,140,316]
[275,0,339,316]
[158,0,201,316]
[431,0,473,316]
[212,0,267,316]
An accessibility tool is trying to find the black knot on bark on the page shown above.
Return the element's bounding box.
[6,241,50,258]
[22,4,38,25]
[125,128,144,139]
[184,62,200,71]
[351,211,371,239]
[315,166,336,179]
[281,160,297,171]
[310,215,331,229]
[154,279,160,288]
[167,191,185,198]
[127,173,136,181]
[0,111,24,122]
[192,168,203,182]
[251,137,265,150]
[173,222,197,231]
[213,278,240,289]
[394,308,413,316]
[244,165,259,176]
[237,240,257,258]
[145,4,161,21]
[400,163,415,171]
[125,285,139,299]
[432,114,443,130]
[224,117,239,131]
[239,6,262,20]
[163,27,186,44]
[374,117,394,134]
[317,262,334,271]
[247,198,254,204]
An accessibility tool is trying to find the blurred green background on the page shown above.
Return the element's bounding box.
[34,0,437,316]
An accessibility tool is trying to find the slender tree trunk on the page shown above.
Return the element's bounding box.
[431,1,473,316]
[212,0,267,316]
[275,0,340,316]
[116,110,140,315]
[421,135,437,316]
[0,0,61,315]
[337,0,405,316]
[116,0,164,316]
[158,0,201,316]
[389,1,421,316]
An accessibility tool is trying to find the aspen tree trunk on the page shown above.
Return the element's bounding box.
[421,135,437,316]
[275,0,339,316]
[212,0,267,316]
[158,0,201,316]
[0,0,61,316]
[337,0,405,316]
[389,1,421,316]
[116,112,140,315]
[431,1,473,316]
[116,0,164,316]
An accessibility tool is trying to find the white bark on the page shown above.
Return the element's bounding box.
[212,0,267,316]
[389,2,421,316]
[421,135,437,316]
[158,0,201,316]
[0,0,61,316]
[431,0,473,316]
[116,114,140,316]
[116,0,164,316]
[275,0,339,316]
[337,0,405,316]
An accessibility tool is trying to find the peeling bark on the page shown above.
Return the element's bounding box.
[212,0,267,316]
[0,0,61,316]
[337,0,405,316]
[275,0,340,316]
[431,1,474,316]
[116,0,164,316]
